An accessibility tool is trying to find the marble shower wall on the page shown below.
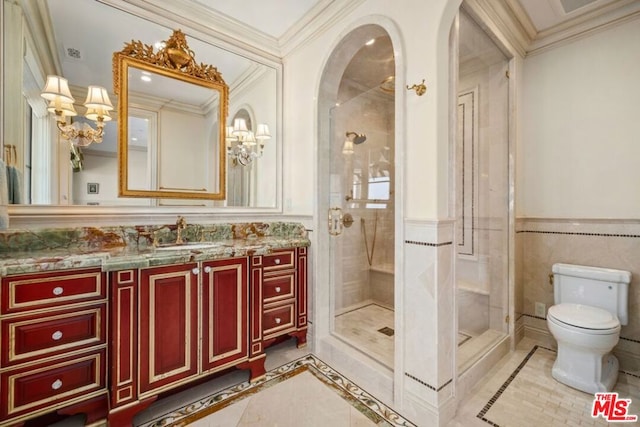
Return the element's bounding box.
[331,84,395,313]
[517,218,640,372]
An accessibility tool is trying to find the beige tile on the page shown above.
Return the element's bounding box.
[451,337,640,427]
[334,304,394,367]
[230,372,377,427]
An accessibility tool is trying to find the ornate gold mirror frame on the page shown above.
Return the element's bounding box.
[113,29,228,200]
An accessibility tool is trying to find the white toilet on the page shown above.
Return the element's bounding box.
[547,263,631,394]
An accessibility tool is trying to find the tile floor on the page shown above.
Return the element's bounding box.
[142,336,640,427]
[142,352,415,427]
[334,303,395,368]
[450,337,640,427]
[49,335,639,427]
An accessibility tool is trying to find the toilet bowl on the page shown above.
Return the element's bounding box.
[547,263,630,394]
[547,303,620,393]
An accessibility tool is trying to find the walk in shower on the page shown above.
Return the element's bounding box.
[455,8,510,373]
[329,34,396,369]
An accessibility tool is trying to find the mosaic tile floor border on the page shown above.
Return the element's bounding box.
[142,354,416,427]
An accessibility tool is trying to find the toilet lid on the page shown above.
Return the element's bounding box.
[548,303,620,330]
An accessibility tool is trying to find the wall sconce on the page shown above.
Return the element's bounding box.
[226,118,270,166]
[40,75,114,147]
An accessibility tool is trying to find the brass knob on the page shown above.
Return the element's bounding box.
[342,213,354,228]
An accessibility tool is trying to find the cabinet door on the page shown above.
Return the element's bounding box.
[201,258,248,372]
[139,264,198,396]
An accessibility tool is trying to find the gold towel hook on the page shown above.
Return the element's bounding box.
[406,79,427,96]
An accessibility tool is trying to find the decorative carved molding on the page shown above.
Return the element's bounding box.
[113,29,226,92]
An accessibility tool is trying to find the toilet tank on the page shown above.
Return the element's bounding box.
[552,263,631,325]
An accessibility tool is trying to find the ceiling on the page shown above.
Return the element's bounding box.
[194,0,637,51]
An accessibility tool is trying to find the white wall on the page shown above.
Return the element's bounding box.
[283,0,460,219]
[519,18,640,219]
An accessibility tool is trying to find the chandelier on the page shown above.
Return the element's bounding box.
[226,118,271,166]
[40,75,114,146]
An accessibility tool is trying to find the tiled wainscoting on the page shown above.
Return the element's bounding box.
[515,218,640,375]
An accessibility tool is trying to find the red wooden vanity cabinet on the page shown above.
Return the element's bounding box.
[252,247,308,349]
[0,268,108,426]
[108,256,267,426]
[0,247,308,426]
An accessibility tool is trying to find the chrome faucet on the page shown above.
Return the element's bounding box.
[176,216,187,244]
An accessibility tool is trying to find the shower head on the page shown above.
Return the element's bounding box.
[345,131,367,145]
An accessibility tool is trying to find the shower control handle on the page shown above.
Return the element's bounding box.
[342,213,354,228]
[328,207,355,235]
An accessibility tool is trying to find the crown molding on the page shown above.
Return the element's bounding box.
[463,0,531,58]
[526,0,640,55]
[20,0,59,75]
[101,0,281,63]
[229,63,270,99]
[278,0,367,57]
[503,0,537,40]
[103,0,366,63]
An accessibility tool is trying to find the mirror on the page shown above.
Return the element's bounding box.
[1,0,280,209]
[114,29,227,200]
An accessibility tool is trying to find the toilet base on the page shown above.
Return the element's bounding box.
[552,351,619,394]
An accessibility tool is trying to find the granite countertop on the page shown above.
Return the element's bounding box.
[0,222,310,276]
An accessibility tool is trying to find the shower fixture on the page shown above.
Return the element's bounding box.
[342,131,367,155]
[346,131,367,144]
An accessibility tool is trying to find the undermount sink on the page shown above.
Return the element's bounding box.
[155,242,222,251]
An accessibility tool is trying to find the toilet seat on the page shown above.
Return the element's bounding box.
[548,303,620,334]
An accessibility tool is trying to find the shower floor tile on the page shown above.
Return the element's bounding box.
[334,303,394,368]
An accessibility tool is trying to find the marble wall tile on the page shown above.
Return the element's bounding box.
[517,218,640,370]
[403,220,455,408]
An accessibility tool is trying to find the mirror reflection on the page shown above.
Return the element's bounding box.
[1,0,279,208]
[114,30,227,201]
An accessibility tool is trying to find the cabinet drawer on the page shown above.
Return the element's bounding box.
[263,303,295,337]
[1,350,106,419]
[2,304,106,366]
[263,273,295,304]
[2,268,105,314]
[262,250,295,272]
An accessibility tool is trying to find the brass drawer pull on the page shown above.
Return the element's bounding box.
[275,317,281,324]
[51,379,63,390]
[52,330,63,341]
[275,287,281,293]
[53,286,64,296]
